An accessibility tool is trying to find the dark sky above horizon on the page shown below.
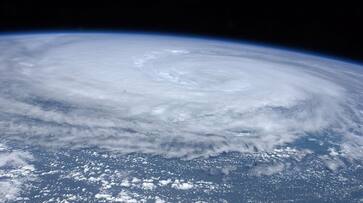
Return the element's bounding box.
[0,1,362,62]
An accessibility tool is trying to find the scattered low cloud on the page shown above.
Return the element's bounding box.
[0,144,35,203]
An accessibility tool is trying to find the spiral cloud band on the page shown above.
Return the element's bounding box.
[0,33,362,159]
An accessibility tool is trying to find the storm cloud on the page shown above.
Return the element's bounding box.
[0,33,362,159]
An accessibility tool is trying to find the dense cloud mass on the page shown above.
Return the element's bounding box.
[0,33,362,159]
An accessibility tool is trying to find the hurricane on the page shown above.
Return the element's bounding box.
[0,33,362,202]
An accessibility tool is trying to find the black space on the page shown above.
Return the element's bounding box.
[0,1,362,62]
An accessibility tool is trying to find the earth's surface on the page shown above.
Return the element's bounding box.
[0,33,362,202]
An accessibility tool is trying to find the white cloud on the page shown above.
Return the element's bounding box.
[142,182,155,190]
[171,179,194,190]
[319,155,345,172]
[0,144,35,203]
[250,163,285,176]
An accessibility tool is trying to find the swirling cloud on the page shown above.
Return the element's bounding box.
[0,33,362,159]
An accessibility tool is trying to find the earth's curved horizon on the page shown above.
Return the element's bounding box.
[0,32,362,202]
